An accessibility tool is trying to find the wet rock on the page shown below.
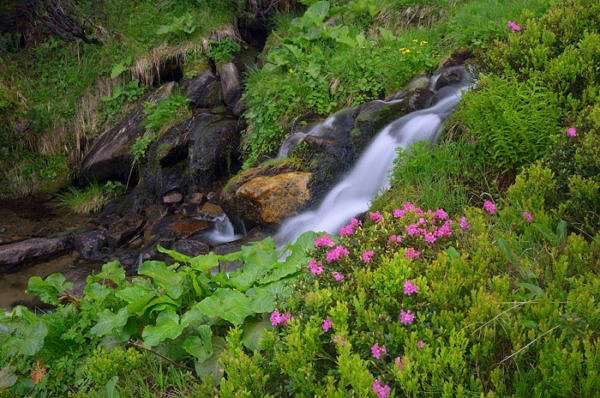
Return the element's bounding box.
[217,62,241,112]
[170,220,211,236]
[408,88,435,110]
[163,191,183,204]
[71,229,107,261]
[188,113,240,190]
[223,170,312,225]
[184,70,223,108]
[0,237,71,273]
[80,82,175,182]
[172,239,210,257]
[198,202,225,219]
[107,216,144,247]
[353,99,409,149]
[189,192,205,205]
[146,214,210,244]
[434,65,465,90]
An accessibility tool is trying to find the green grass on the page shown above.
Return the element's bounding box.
[58,181,124,214]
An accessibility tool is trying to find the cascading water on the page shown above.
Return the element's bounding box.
[276,73,471,243]
[277,115,337,158]
[204,214,240,244]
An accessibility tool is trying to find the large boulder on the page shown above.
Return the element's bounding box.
[184,70,223,109]
[188,113,240,191]
[80,82,175,182]
[223,167,312,225]
[217,62,242,112]
[0,237,71,273]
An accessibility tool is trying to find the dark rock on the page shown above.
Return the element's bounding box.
[198,202,225,219]
[0,237,71,273]
[217,62,241,111]
[80,82,175,183]
[434,65,466,90]
[408,88,435,111]
[146,214,211,244]
[71,229,107,260]
[188,113,240,190]
[172,239,210,257]
[190,192,205,205]
[184,70,223,108]
[353,99,409,150]
[163,191,183,204]
[107,216,144,247]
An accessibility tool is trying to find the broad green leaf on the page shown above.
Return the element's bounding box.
[144,295,179,315]
[519,282,545,299]
[157,245,191,263]
[242,320,271,351]
[229,239,278,290]
[93,261,126,286]
[189,253,220,272]
[194,336,226,383]
[90,308,129,337]
[181,306,211,328]
[182,325,213,362]
[83,282,112,303]
[115,283,157,316]
[0,366,17,389]
[196,288,254,325]
[104,375,120,398]
[11,321,48,356]
[142,310,184,347]
[138,261,184,299]
[110,63,127,79]
[247,281,292,314]
[26,273,73,305]
[303,1,330,25]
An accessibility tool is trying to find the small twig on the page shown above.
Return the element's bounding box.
[467,301,529,335]
[498,325,560,365]
[129,340,192,371]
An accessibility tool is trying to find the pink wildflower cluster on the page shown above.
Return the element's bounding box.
[372,379,391,398]
[507,20,522,32]
[361,250,375,264]
[369,211,383,223]
[416,340,426,349]
[331,271,345,282]
[339,218,362,236]
[566,127,577,138]
[314,234,335,248]
[483,200,497,215]
[308,259,324,275]
[371,343,387,359]
[521,211,533,223]
[403,280,418,295]
[270,311,291,327]
[388,234,402,244]
[459,216,470,231]
[326,245,349,263]
[404,247,421,260]
[322,319,333,332]
[399,309,415,325]
[395,356,405,370]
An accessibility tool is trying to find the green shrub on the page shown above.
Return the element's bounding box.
[207,37,241,64]
[455,75,561,171]
[143,94,190,133]
[101,80,145,122]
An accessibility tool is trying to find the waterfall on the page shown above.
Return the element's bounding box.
[277,115,337,158]
[205,214,240,244]
[276,76,471,243]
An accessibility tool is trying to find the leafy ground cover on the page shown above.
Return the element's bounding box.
[1,0,599,396]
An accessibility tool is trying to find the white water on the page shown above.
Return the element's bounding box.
[276,80,470,243]
[205,214,240,244]
[278,115,337,158]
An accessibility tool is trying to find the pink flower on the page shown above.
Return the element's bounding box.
[435,221,453,238]
[483,200,497,215]
[521,211,533,223]
[331,271,345,282]
[326,245,349,263]
[339,224,354,237]
[406,224,420,236]
[395,356,405,370]
[566,127,577,138]
[417,217,427,225]
[270,311,291,327]
[393,208,405,218]
[399,309,415,325]
[350,218,362,228]
[361,250,375,264]
[314,234,335,248]
[403,280,418,295]
[322,319,333,332]
[434,208,448,220]
[308,259,324,276]
[423,232,437,244]
[369,211,383,223]
[371,343,387,359]
[507,20,522,32]
[403,202,416,212]
[459,216,470,231]
[416,340,426,349]
[388,234,402,244]
[372,379,391,398]
[405,248,421,260]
